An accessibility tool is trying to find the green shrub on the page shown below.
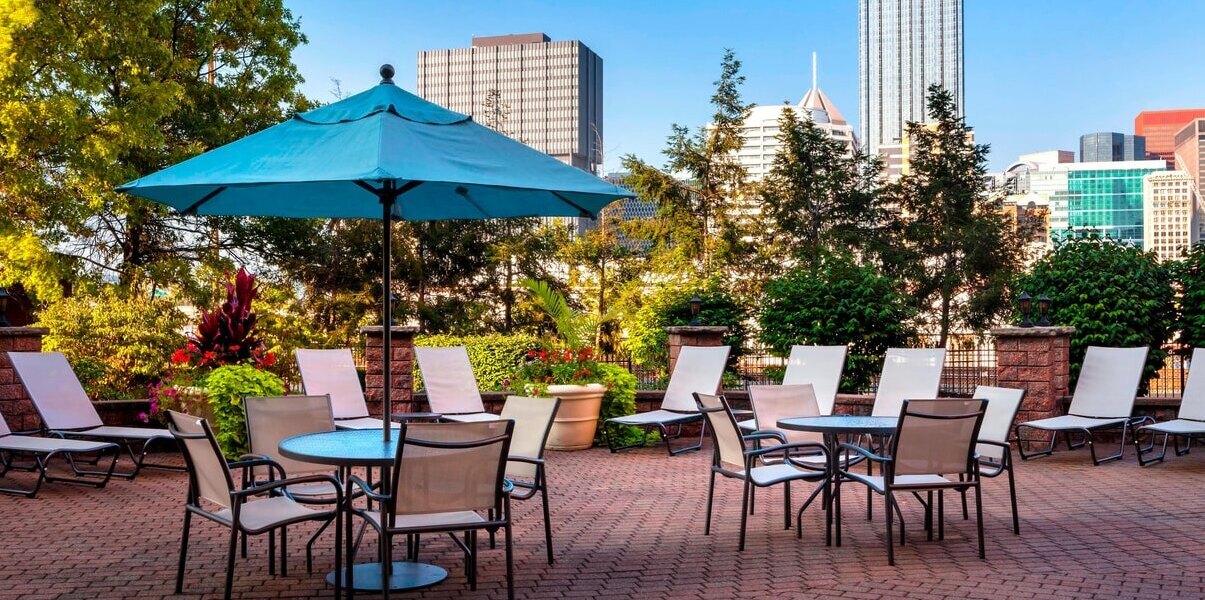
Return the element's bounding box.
[204,365,285,457]
[1015,234,1175,390]
[38,287,188,399]
[1177,244,1205,350]
[594,362,644,446]
[622,279,748,376]
[758,255,916,392]
[414,333,541,392]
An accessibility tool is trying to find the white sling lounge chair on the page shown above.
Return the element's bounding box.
[738,345,846,431]
[1016,346,1148,465]
[604,345,731,456]
[414,346,499,422]
[295,349,398,430]
[871,348,947,417]
[0,410,118,498]
[1136,347,1205,466]
[9,351,179,479]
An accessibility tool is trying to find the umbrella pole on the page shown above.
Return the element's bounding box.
[381,186,395,443]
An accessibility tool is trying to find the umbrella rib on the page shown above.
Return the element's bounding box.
[181,186,228,215]
[551,191,594,218]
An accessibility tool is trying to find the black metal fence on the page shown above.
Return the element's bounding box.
[1149,351,1188,398]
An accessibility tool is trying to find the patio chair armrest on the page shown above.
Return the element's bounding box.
[347,474,389,501]
[838,442,890,463]
[746,440,828,459]
[234,474,343,502]
[508,455,544,467]
[744,430,787,444]
[227,456,285,481]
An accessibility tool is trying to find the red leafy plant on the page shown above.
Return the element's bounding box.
[176,268,274,369]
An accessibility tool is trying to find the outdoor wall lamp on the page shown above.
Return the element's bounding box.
[1017,291,1034,328]
[0,288,10,327]
[689,295,703,326]
[1036,294,1052,327]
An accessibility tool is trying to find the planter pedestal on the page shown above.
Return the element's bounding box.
[545,383,606,451]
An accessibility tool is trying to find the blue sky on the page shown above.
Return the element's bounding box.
[286,0,1205,172]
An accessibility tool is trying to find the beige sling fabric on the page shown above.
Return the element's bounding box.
[1177,348,1205,421]
[891,399,986,477]
[749,384,822,444]
[696,393,746,471]
[245,395,335,479]
[8,352,105,430]
[295,349,371,420]
[167,411,234,509]
[1067,346,1148,419]
[661,346,730,413]
[973,386,1024,461]
[414,346,487,415]
[391,421,510,516]
[500,396,557,480]
[782,346,847,415]
[872,348,946,417]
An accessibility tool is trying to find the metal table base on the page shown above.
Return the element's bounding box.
[327,561,447,592]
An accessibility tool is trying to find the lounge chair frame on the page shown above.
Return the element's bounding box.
[0,434,119,498]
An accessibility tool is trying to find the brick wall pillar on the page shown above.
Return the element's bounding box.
[991,326,1075,449]
[665,325,727,375]
[0,327,48,432]
[360,326,418,418]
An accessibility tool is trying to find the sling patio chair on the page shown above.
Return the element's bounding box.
[738,345,846,432]
[0,410,118,498]
[1015,346,1148,465]
[9,351,180,480]
[871,348,947,418]
[695,392,829,551]
[499,395,561,564]
[244,395,348,573]
[348,420,515,600]
[955,385,1025,535]
[603,345,731,456]
[414,346,500,422]
[835,398,989,566]
[295,348,399,429]
[1136,347,1205,466]
[167,410,342,600]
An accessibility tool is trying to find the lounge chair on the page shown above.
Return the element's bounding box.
[835,398,989,565]
[168,410,342,600]
[1136,348,1205,466]
[871,348,947,417]
[499,395,561,564]
[0,410,118,498]
[348,421,515,599]
[295,349,398,429]
[413,346,500,422]
[1015,346,1148,465]
[9,351,179,479]
[244,395,344,573]
[962,385,1025,535]
[603,345,731,456]
[738,345,846,431]
[695,392,829,550]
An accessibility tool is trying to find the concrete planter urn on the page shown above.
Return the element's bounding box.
[544,383,607,451]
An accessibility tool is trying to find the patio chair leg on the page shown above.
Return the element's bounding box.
[280,526,288,577]
[241,530,248,558]
[892,497,905,546]
[176,509,192,594]
[333,512,342,600]
[540,474,554,565]
[925,491,933,541]
[1136,426,1167,466]
[866,450,874,522]
[1088,423,1128,465]
[739,479,751,552]
[960,474,969,520]
[937,490,945,540]
[489,509,497,548]
[224,527,238,600]
[268,529,276,575]
[834,474,843,547]
[796,480,826,540]
[1006,455,1020,535]
[1015,424,1057,461]
[749,485,755,515]
[783,481,792,530]
[505,519,515,600]
[885,490,895,566]
[704,470,716,536]
[1175,435,1193,456]
[974,484,985,559]
[306,519,334,574]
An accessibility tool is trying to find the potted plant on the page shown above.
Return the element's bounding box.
[513,347,607,450]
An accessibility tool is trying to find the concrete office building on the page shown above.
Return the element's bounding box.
[1143,171,1200,262]
[1135,108,1205,168]
[1079,132,1146,162]
[735,54,858,181]
[417,33,603,173]
[859,0,964,156]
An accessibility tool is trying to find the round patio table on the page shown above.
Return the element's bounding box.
[279,429,446,593]
[776,415,898,547]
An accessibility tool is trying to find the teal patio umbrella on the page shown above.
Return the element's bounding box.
[119,65,633,441]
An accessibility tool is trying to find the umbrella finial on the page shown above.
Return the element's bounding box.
[379,64,395,85]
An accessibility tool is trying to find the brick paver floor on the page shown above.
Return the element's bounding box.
[1,441,1203,599]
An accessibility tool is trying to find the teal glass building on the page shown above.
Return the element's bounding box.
[1050,162,1166,246]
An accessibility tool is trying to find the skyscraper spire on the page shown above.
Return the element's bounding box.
[812,51,818,91]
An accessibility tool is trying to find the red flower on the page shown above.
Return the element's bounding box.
[537,350,547,361]
[170,349,190,364]
[262,352,277,367]
[527,350,536,358]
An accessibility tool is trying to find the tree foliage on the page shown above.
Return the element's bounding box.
[621,279,748,374]
[758,254,916,392]
[1177,244,1205,351]
[881,85,1027,344]
[1015,234,1175,389]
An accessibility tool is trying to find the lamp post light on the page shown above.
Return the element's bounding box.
[1017,292,1034,328]
[688,295,703,326]
[0,288,10,327]
[1036,294,1052,327]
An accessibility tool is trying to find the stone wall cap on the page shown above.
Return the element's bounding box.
[989,326,1076,337]
[665,325,728,334]
[0,327,49,337]
[359,325,420,334]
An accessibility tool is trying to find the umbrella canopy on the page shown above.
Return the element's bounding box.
[118,66,633,442]
[118,66,631,219]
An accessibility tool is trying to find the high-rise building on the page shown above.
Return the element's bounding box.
[416,33,603,173]
[1045,160,1167,246]
[734,54,858,181]
[858,0,964,156]
[1175,119,1205,242]
[1079,132,1146,162]
[1134,108,1205,168]
[1143,171,1200,262]
[878,123,973,182]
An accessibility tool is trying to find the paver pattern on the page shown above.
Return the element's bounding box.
[1,441,1203,599]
